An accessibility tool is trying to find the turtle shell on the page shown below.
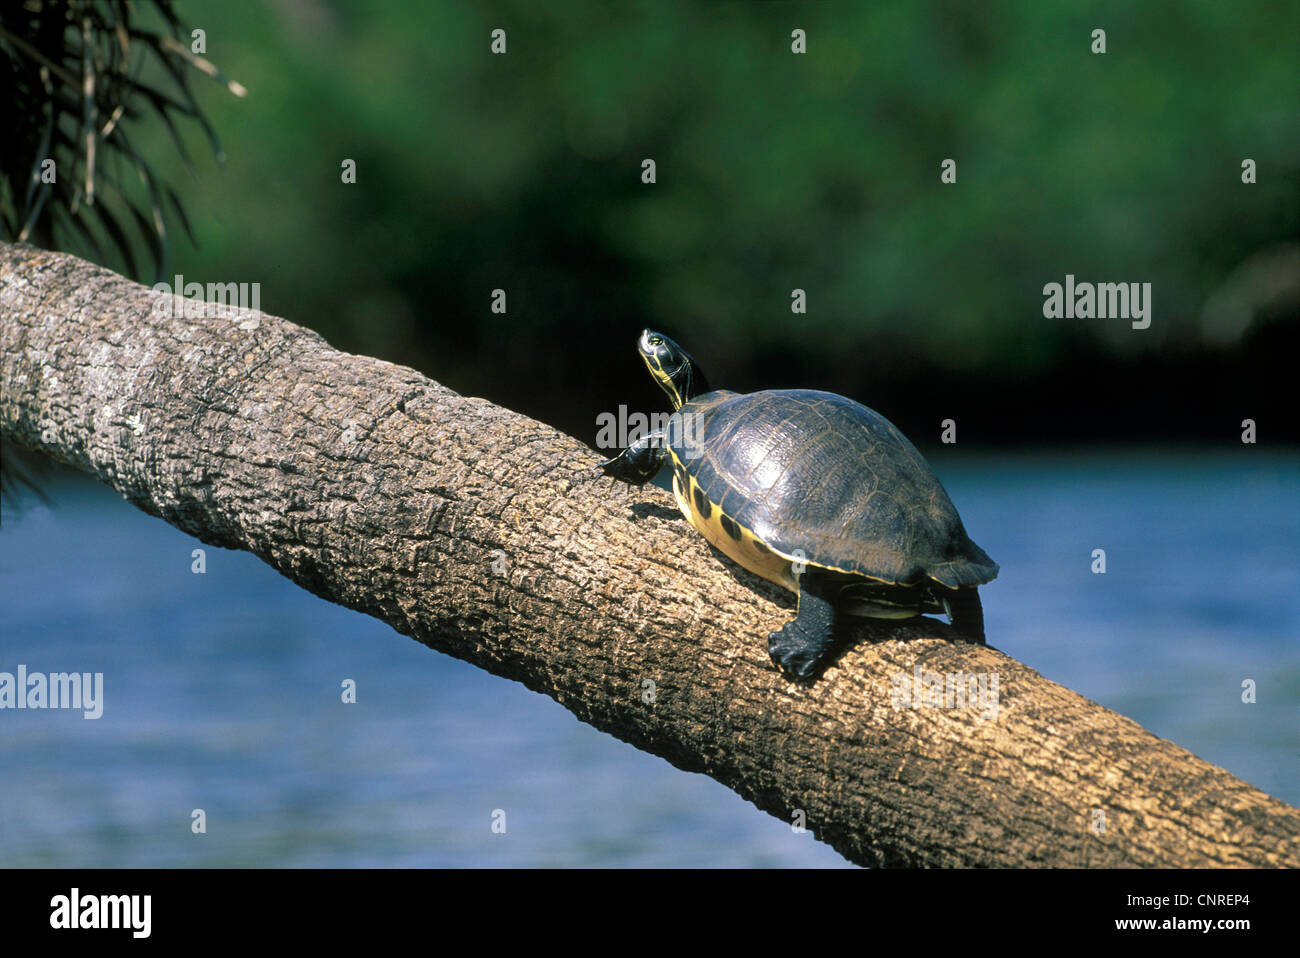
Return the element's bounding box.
[667,388,998,589]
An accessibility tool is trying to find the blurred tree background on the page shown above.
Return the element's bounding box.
[7,0,1298,446]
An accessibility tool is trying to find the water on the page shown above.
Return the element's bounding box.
[1,449,1296,866]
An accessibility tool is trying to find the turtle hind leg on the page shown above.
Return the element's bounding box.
[945,587,986,644]
[768,572,841,684]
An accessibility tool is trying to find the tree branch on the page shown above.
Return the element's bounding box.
[2,241,1296,867]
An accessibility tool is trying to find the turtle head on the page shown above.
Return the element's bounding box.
[638,329,711,410]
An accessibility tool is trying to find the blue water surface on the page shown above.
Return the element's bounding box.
[0,447,1296,866]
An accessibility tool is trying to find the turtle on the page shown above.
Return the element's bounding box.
[600,329,998,683]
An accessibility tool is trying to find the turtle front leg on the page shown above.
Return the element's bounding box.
[768,571,841,684]
[600,431,667,486]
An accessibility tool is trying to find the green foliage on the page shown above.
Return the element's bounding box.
[0,0,242,281]
[10,1,1299,439]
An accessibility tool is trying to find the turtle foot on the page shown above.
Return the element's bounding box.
[768,586,839,684]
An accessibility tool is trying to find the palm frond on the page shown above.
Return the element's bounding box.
[0,0,243,282]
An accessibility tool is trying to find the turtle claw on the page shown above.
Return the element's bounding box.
[599,439,665,487]
[768,576,840,684]
[768,633,826,685]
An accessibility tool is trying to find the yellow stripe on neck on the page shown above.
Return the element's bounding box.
[644,356,684,410]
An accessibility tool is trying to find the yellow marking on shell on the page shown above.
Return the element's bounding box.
[672,470,799,593]
[665,455,963,594]
[674,472,929,622]
[666,449,942,621]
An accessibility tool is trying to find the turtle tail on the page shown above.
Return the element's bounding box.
[945,587,986,644]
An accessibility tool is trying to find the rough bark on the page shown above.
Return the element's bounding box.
[2,241,1296,868]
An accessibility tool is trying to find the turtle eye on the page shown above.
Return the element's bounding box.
[648,336,663,347]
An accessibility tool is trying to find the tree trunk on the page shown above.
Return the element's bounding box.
[2,241,1296,867]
